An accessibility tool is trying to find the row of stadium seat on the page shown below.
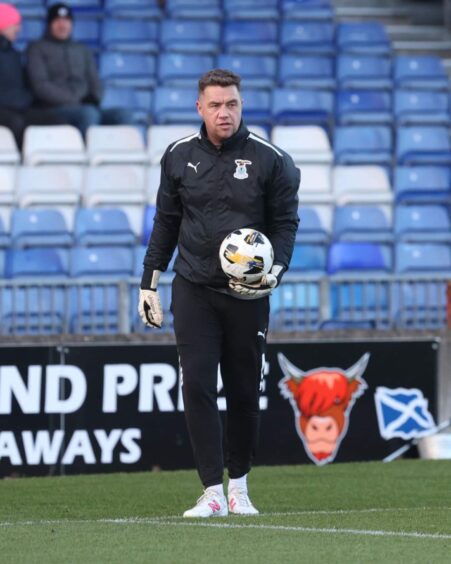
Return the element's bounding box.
[98,53,450,92]
[0,203,449,250]
[104,86,451,128]
[2,123,451,166]
[1,162,450,210]
[1,241,450,279]
[17,20,392,57]
[15,0,335,22]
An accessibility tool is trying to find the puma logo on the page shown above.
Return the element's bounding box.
[187,161,200,173]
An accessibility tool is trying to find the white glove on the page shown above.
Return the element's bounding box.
[229,265,284,298]
[138,270,163,328]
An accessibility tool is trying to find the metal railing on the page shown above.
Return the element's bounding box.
[0,274,448,336]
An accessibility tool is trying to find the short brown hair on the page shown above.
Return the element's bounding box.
[198,68,241,94]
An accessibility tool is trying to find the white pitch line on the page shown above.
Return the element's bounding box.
[1,511,451,541]
[135,519,451,540]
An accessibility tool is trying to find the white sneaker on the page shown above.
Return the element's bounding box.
[183,490,228,518]
[228,488,259,515]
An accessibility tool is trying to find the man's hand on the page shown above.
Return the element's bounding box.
[229,265,285,298]
[138,270,163,328]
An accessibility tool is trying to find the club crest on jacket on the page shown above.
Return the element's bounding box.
[234,159,252,180]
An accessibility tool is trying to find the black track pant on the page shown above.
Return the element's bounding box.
[171,274,269,488]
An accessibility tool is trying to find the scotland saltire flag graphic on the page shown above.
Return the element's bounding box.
[374,387,436,440]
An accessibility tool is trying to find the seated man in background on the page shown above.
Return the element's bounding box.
[26,2,132,137]
[0,3,63,148]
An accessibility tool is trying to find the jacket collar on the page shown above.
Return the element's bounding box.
[199,120,249,153]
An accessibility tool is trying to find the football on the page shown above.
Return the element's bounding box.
[219,228,274,283]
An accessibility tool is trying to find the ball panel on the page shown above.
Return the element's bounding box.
[219,228,274,283]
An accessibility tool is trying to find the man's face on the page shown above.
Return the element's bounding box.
[196,85,242,146]
[50,17,72,40]
[1,24,20,42]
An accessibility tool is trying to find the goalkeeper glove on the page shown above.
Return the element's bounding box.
[138,270,163,328]
[229,264,285,298]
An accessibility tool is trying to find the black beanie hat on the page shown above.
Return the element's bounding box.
[47,3,73,24]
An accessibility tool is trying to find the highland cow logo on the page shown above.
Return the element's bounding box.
[278,353,369,465]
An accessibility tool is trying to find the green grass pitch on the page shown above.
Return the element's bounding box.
[1,460,450,563]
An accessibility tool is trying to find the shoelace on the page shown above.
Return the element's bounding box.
[197,490,222,506]
[230,488,252,507]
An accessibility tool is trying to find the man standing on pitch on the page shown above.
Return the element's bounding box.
[139,69,300,518]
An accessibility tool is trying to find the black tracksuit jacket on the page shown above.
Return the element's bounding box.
[142,120,300,289]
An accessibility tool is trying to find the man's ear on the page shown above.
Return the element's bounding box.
[196,99,202,118]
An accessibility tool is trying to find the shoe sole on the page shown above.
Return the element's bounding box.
[183,510,228,518]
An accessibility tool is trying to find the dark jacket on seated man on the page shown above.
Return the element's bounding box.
[0,34,33,110]
[26,30,102,108]
[0,3,64,148]
[26,2,132,136]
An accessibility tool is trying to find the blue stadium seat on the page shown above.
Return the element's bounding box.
[396,127,451,165]
[336,90,392,125]
[70,246,134,277]
[104,0,162,19]
[395,242,451,273]
[330,279,390,329]
[290,243,327,272]
[296,207,330,244]
[328,242,392,274]
[141,204,156,245]
[11,209,73,248]
[394,91,449,126]
[395,205,451,243]
[281,22,334,55]
[59,0,102,8]
[217,55,277,89]
[72,19,100,49]
[165,0,222,19]
[394,166,451,204]
[223,21,279,55]
[74,208,136,247]
[5,248,69,278]
[0,217,11,248]
[100,53,156,88]
[334,126,392,165]
[153,87,199,124]
[337,22,391,55]
[271,89,333,127]
[133,244,147,276]
[101,20,159,53]
[9,0,45,18]
[241,90,272,125]
[158,54,214,87]
[224,0,279,20]
[336,55,392,90]
[281,0,334,21]
[159,20,221,54]
[392,278,448,329]
[0,286,66,335]
[102,87,152,124]
[394,56,449,90]
[333,206,393,243]
[279,55,335,89]
[69,246,133,333]
[69,284,122,334]
[271,242,325,330]
[270,282,322,331]
[15,19,44,51]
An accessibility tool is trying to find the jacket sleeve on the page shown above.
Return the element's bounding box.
[85,48,102,104]
[266,152,300,270]
[26,43,78,106]
[142,148,182,286]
